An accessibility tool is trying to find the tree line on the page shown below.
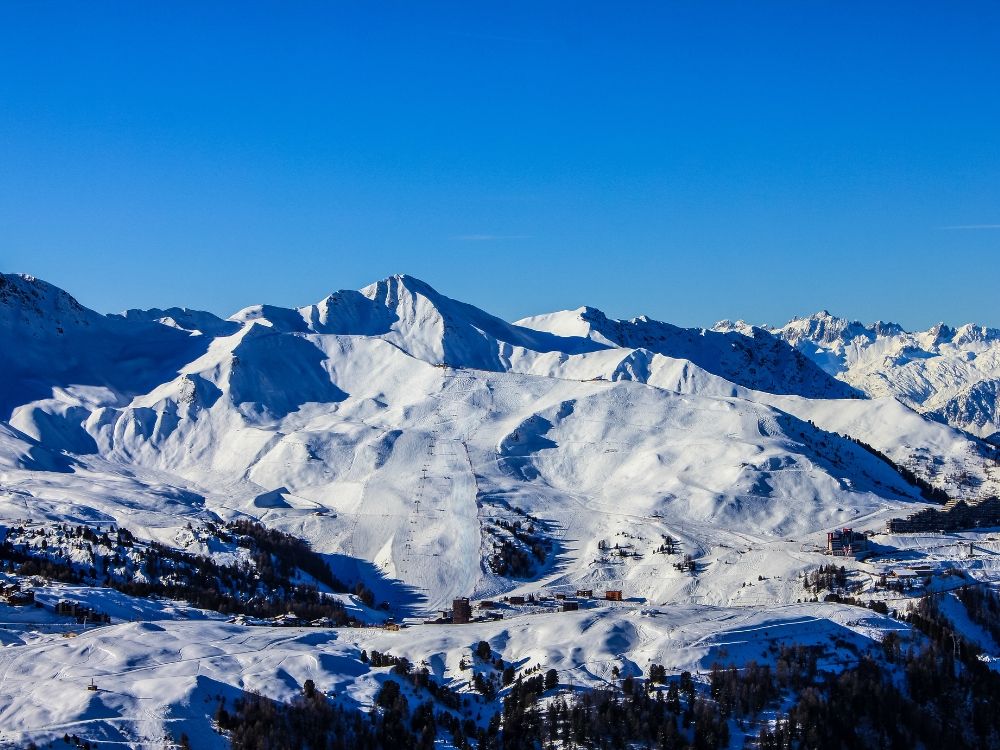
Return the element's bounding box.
[0,521,366,623]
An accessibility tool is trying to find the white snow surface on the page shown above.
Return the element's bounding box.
[1,271,999,746]
[0,598,897,748]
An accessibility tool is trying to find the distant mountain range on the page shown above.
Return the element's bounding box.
[8,271,995,439]
[716,310,1000,441]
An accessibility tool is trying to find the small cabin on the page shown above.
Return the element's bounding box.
[576,589,593,598]
[508,595,526,605]
[562,601,580,612]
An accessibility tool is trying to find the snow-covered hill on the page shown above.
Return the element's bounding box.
[2,271,1000,747]
[720,310,1000,440]
[3,271,998,609]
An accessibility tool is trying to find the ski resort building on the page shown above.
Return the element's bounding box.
[886,498,1000,533]
[53,600,111,623]
[826,528,868,556]
[452,597,472,624]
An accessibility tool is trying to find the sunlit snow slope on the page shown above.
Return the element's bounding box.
[2,272,998,614]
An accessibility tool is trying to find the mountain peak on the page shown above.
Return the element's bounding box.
[0,272,89,319]
[0,272,104,340]
[778,311,889,348]
[793,309,842,324]
[520,304,856,398]
[712,319,757,335]
[576,305,612,323]
[362,273,441,302]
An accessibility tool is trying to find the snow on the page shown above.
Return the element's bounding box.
[516,305,859,398]
[0,600,896,748]
[753,310,1000,438]
[1,271,998,746]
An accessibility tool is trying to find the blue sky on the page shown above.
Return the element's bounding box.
[2,2,998,328]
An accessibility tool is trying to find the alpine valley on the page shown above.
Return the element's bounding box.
[2,271,1000,749]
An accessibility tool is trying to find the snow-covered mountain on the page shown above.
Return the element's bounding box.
[517,306,859,398]
[0,273,210,416]
[2,271,1000,747]
[3,270,997,607]
[722,310,1000,441]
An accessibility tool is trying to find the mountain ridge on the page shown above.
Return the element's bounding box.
[722,309,1000,439]
[6,269,998,437]
[2,270,999,748]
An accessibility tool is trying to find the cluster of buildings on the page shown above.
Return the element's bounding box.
[428,597,503,625]
[880,565,934,590]
[1,582,111,624]
[431,589,628,624]
[886,498,1000,534]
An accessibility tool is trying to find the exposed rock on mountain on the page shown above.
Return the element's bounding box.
[741,310,1000,438]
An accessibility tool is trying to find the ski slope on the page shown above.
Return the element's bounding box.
[1,271,999,746]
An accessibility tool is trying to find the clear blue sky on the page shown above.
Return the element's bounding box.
[2,2,998,329]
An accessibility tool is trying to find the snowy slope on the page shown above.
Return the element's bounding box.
[0,599,894,748]
[4,271,995,614]
[0,273,209,417]
[1,271,1000,748]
